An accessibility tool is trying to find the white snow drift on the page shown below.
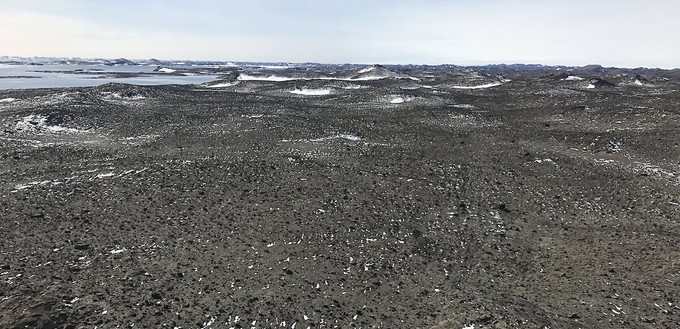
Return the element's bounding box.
[357,66,375,74]
[451,81,504,90]
[157,68,177,73]
[290,88,331,96]
[207,81,240,88]
[282,134,361,142]
[389,95,415,104]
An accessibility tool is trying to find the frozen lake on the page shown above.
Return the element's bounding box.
[0,64,218,90]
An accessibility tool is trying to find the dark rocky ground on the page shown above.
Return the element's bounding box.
[1,66,679,328]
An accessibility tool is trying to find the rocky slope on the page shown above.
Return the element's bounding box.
[1,66,679,328]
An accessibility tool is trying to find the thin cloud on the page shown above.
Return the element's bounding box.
[1,0,678,68]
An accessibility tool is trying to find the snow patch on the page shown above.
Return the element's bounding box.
[238,74,298,82]
[236,73,415,83]
[389,95,415,104]
[16,115,85,134]
[102,92,145,100]
[535,158,556,164]
[335,83,364,90]
[290,88,331,96]
[64,297,80,307]
[14,180,56,191]
[260,65,291,69]
[157,68,176,73]
[338,134,361,141]
[207,81,239,88]
[358,66,375,74]
[452,104,475,109]
[0,98,17,103]
[109,248,127,254]
[401,84,433,90]
[309,134,362,142]
[634,79,643,86]
[565,75,584,81]
[120,135,160,145]
[348,75,388,81]
[282,134,361,143]
[96,172,115,179]
[201,316,216,328]
[451,81,504,89]
[587,84,596,89]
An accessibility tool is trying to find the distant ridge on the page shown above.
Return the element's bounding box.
[0,56,677,70]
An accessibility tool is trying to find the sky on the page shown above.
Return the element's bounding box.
[1,0,678,68]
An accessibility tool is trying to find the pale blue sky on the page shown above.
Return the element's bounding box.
[1,0,678,68]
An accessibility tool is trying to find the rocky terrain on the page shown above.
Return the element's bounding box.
[1,64,679,328]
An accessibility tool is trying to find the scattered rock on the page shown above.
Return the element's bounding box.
[74,244,90,251]
[492,203,510,212]
[30,211,44,218]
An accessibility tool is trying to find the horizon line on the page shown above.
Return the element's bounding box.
[0,55,677,71]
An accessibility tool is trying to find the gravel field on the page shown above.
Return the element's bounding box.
[1,65,679,328]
